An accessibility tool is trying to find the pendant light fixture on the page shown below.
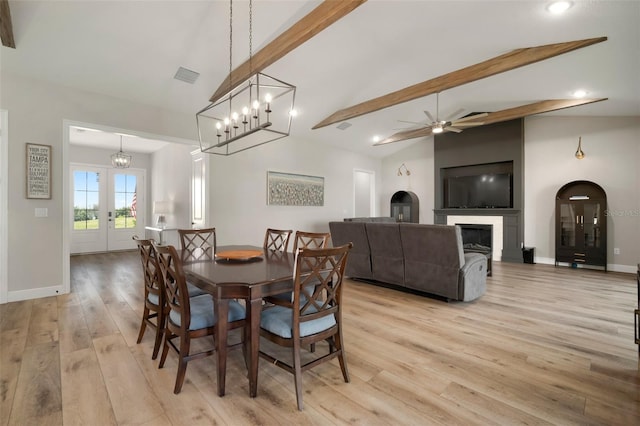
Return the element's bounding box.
[111,135,132,168]
[575,136,585,160]
[196,0,296,156]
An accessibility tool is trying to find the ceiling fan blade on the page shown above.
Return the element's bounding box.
[424,110,436,123]
[452,112,489,124]
[375,127,433,146]
[452,121,485,127]
[313,37,607,129]
[210,0,367,103]
[444,108,466,122]
[460,98,608,126]
[0,0,16,48]
[445,126,463,133]
[397,119,425,125]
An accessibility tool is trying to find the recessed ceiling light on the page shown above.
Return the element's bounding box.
[372,135,381,143]
[547,1,573,14]
[572,89,588,98]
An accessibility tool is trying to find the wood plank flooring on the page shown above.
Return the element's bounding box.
[1,251,638,425]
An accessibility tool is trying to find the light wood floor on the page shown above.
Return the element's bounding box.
[1,251,638,425]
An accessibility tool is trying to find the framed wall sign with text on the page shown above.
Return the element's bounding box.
[26,143,52,199]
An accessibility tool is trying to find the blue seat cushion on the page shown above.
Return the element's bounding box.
[147,292,160,306]
[260,305,336,338]
[169,295,245,331]
[186,281,206,297]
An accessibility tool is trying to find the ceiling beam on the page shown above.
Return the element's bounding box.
[314,37,608,129]
[0,0,15,48]
[209,0,367,103]
[374,98,608,146]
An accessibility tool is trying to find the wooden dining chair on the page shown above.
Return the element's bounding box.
[292,230,331,252]
[263,228,293,252]
[264,231,332,308]
[178,228,217,261]
[132,236,165,360]
[259,243,353,410]
[154,243,246,394]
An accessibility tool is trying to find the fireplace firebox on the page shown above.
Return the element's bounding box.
[457,223,492,276]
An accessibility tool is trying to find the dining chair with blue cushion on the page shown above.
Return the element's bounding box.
[259,242,353,410]
[132,236,166,360]
[154,243,246,394]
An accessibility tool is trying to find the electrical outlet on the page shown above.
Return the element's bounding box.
[613,248,620,255]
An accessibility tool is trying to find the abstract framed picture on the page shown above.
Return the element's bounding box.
[267,171,324,206]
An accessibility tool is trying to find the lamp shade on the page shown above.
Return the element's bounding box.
[153,201,174,214]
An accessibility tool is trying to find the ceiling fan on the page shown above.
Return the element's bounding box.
[395,93,488,136]
[375,97,607,146]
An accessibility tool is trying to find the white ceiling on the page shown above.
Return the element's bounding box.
[3,1,639,158]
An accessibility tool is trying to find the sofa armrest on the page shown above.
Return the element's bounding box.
[458,253,487,301]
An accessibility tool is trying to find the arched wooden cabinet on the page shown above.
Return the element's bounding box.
[555,180,607,270]
[391,191,419,223]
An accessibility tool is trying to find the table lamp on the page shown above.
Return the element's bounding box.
[153,200,174,229]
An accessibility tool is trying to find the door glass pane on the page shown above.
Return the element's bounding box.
[73,171,100,230]
[583,202,601,248]
[560,203,575,247]
[113,173,137,229]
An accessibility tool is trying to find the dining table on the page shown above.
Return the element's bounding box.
[181,245,295,398]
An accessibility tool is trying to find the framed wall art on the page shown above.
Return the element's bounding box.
[267,171,324,206]
[26,143,51,199]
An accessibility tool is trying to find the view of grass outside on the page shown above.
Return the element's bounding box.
[73,216,136,230]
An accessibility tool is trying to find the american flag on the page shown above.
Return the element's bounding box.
[130,189,137,218]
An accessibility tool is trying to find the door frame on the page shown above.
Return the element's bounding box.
[0,110,8,303]
[63,119,199,294]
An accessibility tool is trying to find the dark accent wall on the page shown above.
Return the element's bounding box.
[433,119,524,262]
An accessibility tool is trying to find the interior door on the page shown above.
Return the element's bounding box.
[354,169,374,217]
[71,165,145,253]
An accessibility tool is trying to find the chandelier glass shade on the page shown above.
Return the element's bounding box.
[111,136,132,168]
[196,72,296,156]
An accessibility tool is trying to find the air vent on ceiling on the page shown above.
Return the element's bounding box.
[336,122,352,130]
[174,67,200,84]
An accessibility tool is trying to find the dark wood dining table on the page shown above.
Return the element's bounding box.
[181,245,294,398]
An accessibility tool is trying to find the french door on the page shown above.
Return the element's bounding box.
[71,164,145,254]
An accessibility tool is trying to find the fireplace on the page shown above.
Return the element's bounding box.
[458,224,492,254]
[457,223,493,276]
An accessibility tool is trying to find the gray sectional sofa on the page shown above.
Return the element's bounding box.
[329,221,487,302]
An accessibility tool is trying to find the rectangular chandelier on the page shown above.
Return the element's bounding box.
[196,72,296,156]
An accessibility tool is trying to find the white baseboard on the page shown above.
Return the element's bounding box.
[7,285,67,302]
[526,257,636,274]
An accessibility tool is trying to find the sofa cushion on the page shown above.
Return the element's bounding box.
[365,222,404,286]
[329,221,373,279]
[399,224,464,299]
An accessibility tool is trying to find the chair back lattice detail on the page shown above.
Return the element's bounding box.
[294,245,350,323]
[293,231,331,252]
[264,228,293,252]
[178,228,216,261]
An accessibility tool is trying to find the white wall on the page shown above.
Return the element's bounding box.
[381,138,435,224]
[524,116,640,272]
[205,136,381,246]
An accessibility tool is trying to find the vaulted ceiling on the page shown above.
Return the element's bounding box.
[2,1,639,158]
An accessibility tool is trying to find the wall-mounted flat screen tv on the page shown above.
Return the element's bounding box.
[442,161,513,209]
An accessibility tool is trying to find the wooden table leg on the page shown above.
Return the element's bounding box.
[215,297,229,397]
[247,297,262,398]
